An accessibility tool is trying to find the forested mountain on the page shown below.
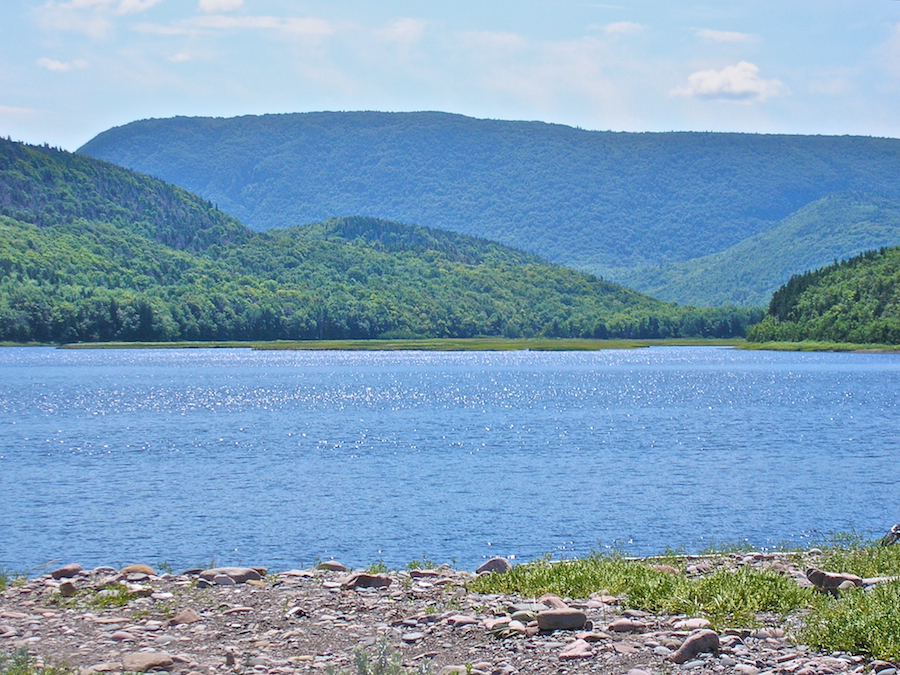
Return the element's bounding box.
[0,138,755,343]
[78,111,900,305]
[748,247,900,344]
[620,193,900,307]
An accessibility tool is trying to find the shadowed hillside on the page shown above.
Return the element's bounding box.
[0,138,757,343]
[79,111,900,305]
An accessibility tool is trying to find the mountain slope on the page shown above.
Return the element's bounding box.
[1,138,250,251]
[620,193,900,306]
[748,247,900,344]
[0,139,755,343]
[78,111,900,304]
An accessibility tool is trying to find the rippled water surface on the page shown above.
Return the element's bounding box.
[1,346,898,571]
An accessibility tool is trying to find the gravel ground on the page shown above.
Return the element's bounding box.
[0,554,893,675]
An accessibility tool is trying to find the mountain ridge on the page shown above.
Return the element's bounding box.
[78,111,900,305]
[1,137,755,343]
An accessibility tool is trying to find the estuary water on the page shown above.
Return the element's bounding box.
[0,346,898,572]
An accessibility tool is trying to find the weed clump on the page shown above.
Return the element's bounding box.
[468,554,811,628]
[0,648,74,675]
[326,640,430,675]
[802,581,900,660]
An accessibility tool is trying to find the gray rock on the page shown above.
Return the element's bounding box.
[318,561,349,572]
[110,631,135,642]
[538,593,569,609]
[121,652,174,672]
[806,567,863,591]
[508,602,548,613]
[199,567,262,584]
[733,665,760,675]
[58,580,77,597]
[559,638,594,660]
[401,631,425,642]
[213,574,235,586]
[171,608,201,624]
[340,572,392,589]
[668,629,720,664]
[120,564,157,576]
[536,608,587,631]
[476,557,512,575]
[50,563,83,579]
[609,618,647,632]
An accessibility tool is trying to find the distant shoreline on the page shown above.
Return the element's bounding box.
[10,337,896,352]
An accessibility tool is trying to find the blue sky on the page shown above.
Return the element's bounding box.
[2,0,899,150]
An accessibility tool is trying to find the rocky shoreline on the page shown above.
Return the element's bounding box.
[1,553,897,675]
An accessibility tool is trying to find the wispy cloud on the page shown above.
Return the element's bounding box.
[376,18,427,45]
[604,21,645,36]
[671,61,785,102]
[37,57,89,72]
[696,29,753,43]
[168,52,192,63]
[190,15,335,37]
[198,0,243,13]
[460,30,527,51]
[0,105,38,116]
[37,0,163,37]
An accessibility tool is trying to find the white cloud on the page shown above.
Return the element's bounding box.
[168,52,191,63]
[191,15,334,37]
[671,61,785,102]
[37,0,162,37]
[114,0,162,14]
[604,21,645,36]
[376,18,427,45]
[134,22,198,35]
[460,31,527,51]
[199,0,243,13]
[0,105,38,116]
[696,29,752,43]
[37,57,89,72]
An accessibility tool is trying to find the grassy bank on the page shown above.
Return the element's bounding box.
[743,340,900,353]
[56,337,742,351]
[468,540,900,660]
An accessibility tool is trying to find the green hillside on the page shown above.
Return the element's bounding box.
[78,111,900,305]
[748,247,900,344]
[621,193,900,306]
[0,138,755,343]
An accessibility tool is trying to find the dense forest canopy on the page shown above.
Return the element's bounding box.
[0,138,757,344]
[79,111,900,306]
[622,193,900,306]
[748,246,900,344]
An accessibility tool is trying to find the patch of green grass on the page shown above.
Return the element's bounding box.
[406,557,440,571]
[742,340,900,353]
[366,561,390,575]
[0,567,27,591]
[89,583,142,609]
[802,582,900,660]
[326,640,430,675]
[819,544,900,579]
[468,554,813,628]
[0,648,74,675]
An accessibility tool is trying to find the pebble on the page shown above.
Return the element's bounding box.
[50,563,83,580]
[669,630,720,664]
[476,558,513,575]
[536,609,587,631]
[559,639,594,660]
[121,651,174,672]
[199,567,262,584]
